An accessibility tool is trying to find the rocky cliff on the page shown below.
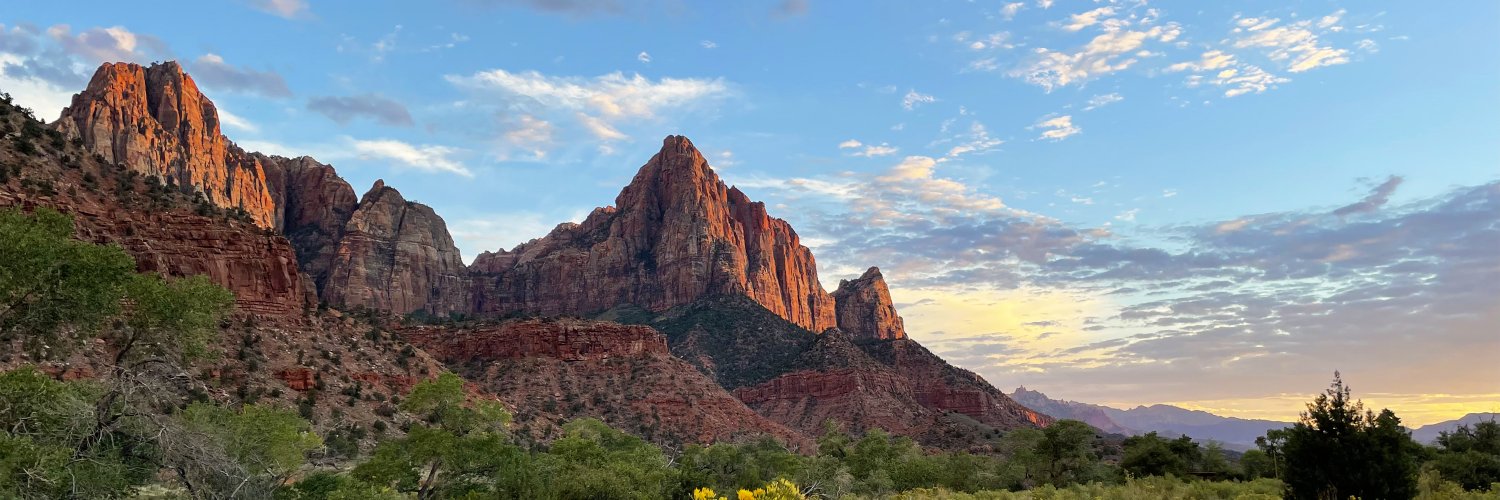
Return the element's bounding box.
[55,61,279,228]
[471,136,838,332]
[325,181,470,315]
[402,319,810,448]
[262,154,358,296]
[832,267,906,341]
[51,61,470,316]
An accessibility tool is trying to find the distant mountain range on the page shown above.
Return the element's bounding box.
[1411,413,1500,444]
[1010,387,1293,451]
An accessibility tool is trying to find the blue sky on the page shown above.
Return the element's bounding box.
[2,0,1496,424]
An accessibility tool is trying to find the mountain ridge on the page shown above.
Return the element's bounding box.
[17,59,1047,449]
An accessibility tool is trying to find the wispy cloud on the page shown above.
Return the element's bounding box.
[307,94,414,126]
[350,138,473,177]
[446,68,730,154]
[248,0,311,19]
[1034,114,1081,141]
[190,53,291,98]
[902,89,935,110]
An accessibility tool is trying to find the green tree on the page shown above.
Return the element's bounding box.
[1035,420,1099,487]
[179,402,322,486]
[533,418,678,499]
[0,367,154,499]
[1282,372,1421,500]
[997,427,1045,488]
[1121,432,1189,477]
[0,207,135,357]
[1427,420,1500,491]
[352,372,514,499]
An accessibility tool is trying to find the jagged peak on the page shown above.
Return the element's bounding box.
[360,179,397,204]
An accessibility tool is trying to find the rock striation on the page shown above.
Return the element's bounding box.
[402,319,668,363]
[471,136,838,332]
[402,319,810,449]
[325,181,470,315]
[832,267,907,341]
[55,61,279,228]
[262,154,358,296]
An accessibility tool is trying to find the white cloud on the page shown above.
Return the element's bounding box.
[902,89,936,110]
[0,54,75,121]
[216,108,259,133]
[637,51,651,63]
[1084,92,1123,111]
[1169,50,1288,98]
[502,114,555,158]
[1037,0,1053,9]
[350,138,473,177]
[1009,25,1181,90]
[250,0,311,19]
[700,40,717,49]
[447,68,730,150]
[967,32,1014,51]
[838,139,863,149]
[44,24,166,65]
[1034,115,1081,141]
[448,69,728,120]
[1163,189,1178,198]
[576,112,625,141]
[1001,2,1025,20]
[1114,208,1140,222]
[945,121,1004,158]
[1232,15,1350,73]
[1064,7,1116,32]
[852,143,899,158]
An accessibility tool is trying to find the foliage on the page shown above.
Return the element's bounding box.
[0,207,136,357]
[692,478,806,500]
[1280,372,1422,500]
[353,372,514,500]
[1428,421,1500,491]
[179,402,322,480]
[888,475,1285,499]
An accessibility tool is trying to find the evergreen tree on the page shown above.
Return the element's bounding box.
[1281,372,1420,499]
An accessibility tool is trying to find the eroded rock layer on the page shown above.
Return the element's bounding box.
[55,61,279,228]
[833,267,907,341]
[325,181,470,315]
[403,319,810,449]
[471,136,838,332]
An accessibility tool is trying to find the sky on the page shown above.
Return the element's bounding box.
[1,0,1496,426]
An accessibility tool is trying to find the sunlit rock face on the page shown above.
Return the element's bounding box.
[833,267,908,341]
[470,135,838,332]
[56,61,279,229]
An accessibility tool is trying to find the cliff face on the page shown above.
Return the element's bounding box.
[55,62,279,228]
[402,319,810,449]
[324,181,470,315]
[833,267,907,341]
[262,155,358,296]
[862,339,1053,430]
[471,136,838,332]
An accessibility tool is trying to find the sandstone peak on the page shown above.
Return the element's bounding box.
[833,266,907,340]
[56,61,278,227]
[470,134,839,332]
[362,179,391,202]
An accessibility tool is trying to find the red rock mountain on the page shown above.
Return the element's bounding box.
[55,62,279,228]
[403,319,810,448]
[26,60,1048,449]
[832,267,907,341]
[55,61,465,316]
[325,180,470,315]
[471,136,838,332]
